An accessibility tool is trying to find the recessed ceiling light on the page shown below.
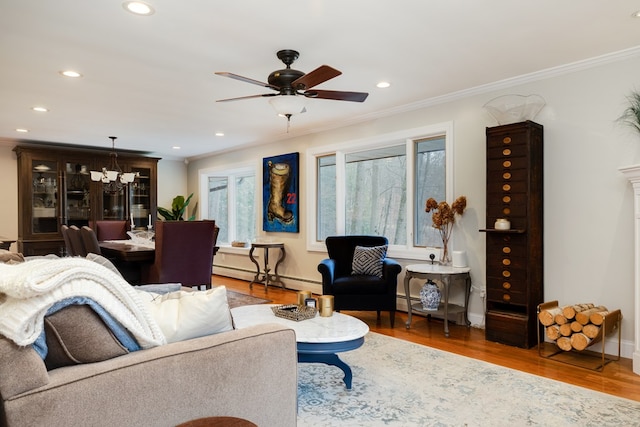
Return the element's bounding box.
[32,106,48,112]
[60,70,82,78]
[172,146,181,150]
[16,128,29,133]
[215,132,224,137]
[633,10,640,18]
[123,1,155,15]
[376,81,391,89]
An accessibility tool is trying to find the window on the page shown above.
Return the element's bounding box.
[415,136,446,247]
[308,122,453,258]
[200,166,256,245]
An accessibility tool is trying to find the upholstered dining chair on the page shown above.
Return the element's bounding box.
[80,226,102,255]
[67,225,87,257]
[61,225,73,256]
[89,220,129,241]
[142,220,217,289]
[318,235,402,327]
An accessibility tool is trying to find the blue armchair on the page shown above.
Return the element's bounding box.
[318,235,402,327]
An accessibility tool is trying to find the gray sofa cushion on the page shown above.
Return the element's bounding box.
[0,337,49,398]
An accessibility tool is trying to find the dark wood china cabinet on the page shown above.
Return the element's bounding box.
[14,144,159,256]
[481,121,543,348]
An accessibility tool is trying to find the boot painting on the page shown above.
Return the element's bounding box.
[263,152,299,232]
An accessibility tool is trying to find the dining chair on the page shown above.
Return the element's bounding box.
[89,220,129,241]
[67,225,87,257]
[142,220,216,289]
[61,225,75,256]
[80,226,102,255]
[317,235,402,327]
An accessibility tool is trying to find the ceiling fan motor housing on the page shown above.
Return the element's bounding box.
[268,68,305,94]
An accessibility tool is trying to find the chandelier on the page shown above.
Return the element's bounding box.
[90,136,136,194]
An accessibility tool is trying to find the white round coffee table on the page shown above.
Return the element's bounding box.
[231,304,369,389]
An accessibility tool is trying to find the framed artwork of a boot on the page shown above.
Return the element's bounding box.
[263,152,299,233]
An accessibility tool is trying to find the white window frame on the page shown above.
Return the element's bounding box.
[199,162,258,251]
[306,121,454,260]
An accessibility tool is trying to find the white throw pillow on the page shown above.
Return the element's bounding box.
[140,286,233,343]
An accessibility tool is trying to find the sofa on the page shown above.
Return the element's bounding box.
[0,323,298,427]
[0,253,298,427]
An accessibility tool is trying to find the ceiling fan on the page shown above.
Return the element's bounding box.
[215,49,368,122]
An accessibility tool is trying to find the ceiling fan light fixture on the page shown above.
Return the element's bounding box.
[269,95,306,117]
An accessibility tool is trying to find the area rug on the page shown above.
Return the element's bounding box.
[225,290,270,309]
[297,332,640,426]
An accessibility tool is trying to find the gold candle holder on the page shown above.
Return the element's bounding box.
[318,295,334,317]
[297,290,312,306]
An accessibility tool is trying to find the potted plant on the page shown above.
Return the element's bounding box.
[619,90,640,136]
[157,193,196,221]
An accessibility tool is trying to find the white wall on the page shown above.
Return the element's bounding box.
[157,158,188,215]
[0,144,18,251]
[188,52,640,357]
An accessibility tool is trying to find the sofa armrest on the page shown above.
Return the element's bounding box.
[2,324,297,427]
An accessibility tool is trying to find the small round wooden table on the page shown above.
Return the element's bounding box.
[176,416,257,427]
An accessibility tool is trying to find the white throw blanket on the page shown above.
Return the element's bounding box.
[0,257,166,348]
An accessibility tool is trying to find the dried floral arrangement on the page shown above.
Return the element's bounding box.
[425,196,467,263]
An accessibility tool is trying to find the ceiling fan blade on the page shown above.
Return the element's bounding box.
[216,93,277,102]
[304,89,369,102]
[291,65,342,90]
[215,72,280,90]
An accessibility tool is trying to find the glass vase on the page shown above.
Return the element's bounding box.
[440,240,451,265]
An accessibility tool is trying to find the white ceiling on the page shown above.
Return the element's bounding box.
[1,1,640,159]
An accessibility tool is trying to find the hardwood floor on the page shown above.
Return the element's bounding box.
[215,275,640,402]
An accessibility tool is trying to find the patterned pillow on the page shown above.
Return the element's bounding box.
[351,245,388,278]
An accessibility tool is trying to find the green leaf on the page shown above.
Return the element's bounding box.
[157,206,177,221]
[159,193,195,221]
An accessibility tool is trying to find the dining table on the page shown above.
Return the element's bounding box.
[99,240,155,263]
[98,240,155,284]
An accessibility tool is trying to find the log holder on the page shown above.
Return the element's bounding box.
[537,301,622,372]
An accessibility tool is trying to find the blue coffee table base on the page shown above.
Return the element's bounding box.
[296,336,365,390]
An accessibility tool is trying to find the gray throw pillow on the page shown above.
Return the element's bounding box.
[44,305,129,370]
[351,245,388,278]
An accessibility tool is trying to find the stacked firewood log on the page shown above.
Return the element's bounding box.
[537,302,619,351]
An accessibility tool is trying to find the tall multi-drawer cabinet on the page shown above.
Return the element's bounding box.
[483,121,543,348]
[14,144,159,256]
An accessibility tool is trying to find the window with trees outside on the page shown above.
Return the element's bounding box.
[306,122,453,258]
[200,166,256,245]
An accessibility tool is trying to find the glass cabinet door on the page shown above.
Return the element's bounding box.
[63,161,91,227]
[31,159,59,234]
[102,187,127,221]
[129,166,151,229]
